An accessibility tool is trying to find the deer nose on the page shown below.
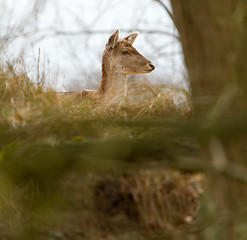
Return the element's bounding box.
[149,63,155,70]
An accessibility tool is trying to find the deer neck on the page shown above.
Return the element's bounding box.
[98,53,127,96]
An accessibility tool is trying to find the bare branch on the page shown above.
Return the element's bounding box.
[49,29,178,39]
[153,0,174,23]
[53,29,179,39]
[0,28,179,46]
[160,156,247,183]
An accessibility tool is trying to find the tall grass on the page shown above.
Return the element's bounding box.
[2,46,246,239]
[2,8,247,236]
[0,52,205,240]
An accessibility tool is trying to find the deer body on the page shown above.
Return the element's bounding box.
[60,29,155,99]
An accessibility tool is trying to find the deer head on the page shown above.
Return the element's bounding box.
[99,29,155,95]
[105,29,155,75]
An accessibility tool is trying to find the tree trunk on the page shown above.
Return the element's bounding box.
[170,0,247,115]
[169,1,247,239]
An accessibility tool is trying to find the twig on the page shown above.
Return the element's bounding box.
[153,0,174,23]
[37,48,40,87]
[0,28,179,45]
[160,156,247,183]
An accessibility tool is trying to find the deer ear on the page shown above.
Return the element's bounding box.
[106,29,119,50]
[124,32,139,45]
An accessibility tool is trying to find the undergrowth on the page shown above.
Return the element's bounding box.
[0,59,201,240]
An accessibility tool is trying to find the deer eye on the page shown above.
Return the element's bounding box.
[122,50,130,55]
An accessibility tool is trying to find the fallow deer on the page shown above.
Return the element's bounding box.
[60,29,155,99]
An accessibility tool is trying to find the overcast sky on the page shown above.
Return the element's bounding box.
[0,0,185,91]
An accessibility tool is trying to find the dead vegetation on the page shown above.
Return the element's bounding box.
[1,0,247,239]
[34,170,204,240]
[0,57,204,240]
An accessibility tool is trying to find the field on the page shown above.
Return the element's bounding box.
[0,59,207,240]
[1,0,247,239]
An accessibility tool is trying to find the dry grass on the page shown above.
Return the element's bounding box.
[57,81,192,121]
[0,59,192,128]
[0,62,57,127]
[0,58,202,240]
[40,170,204,240]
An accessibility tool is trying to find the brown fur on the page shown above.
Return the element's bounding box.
[57,90,98,100]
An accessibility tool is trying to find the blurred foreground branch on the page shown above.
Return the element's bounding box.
[1,112,247,184]
[2,136,247,184]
